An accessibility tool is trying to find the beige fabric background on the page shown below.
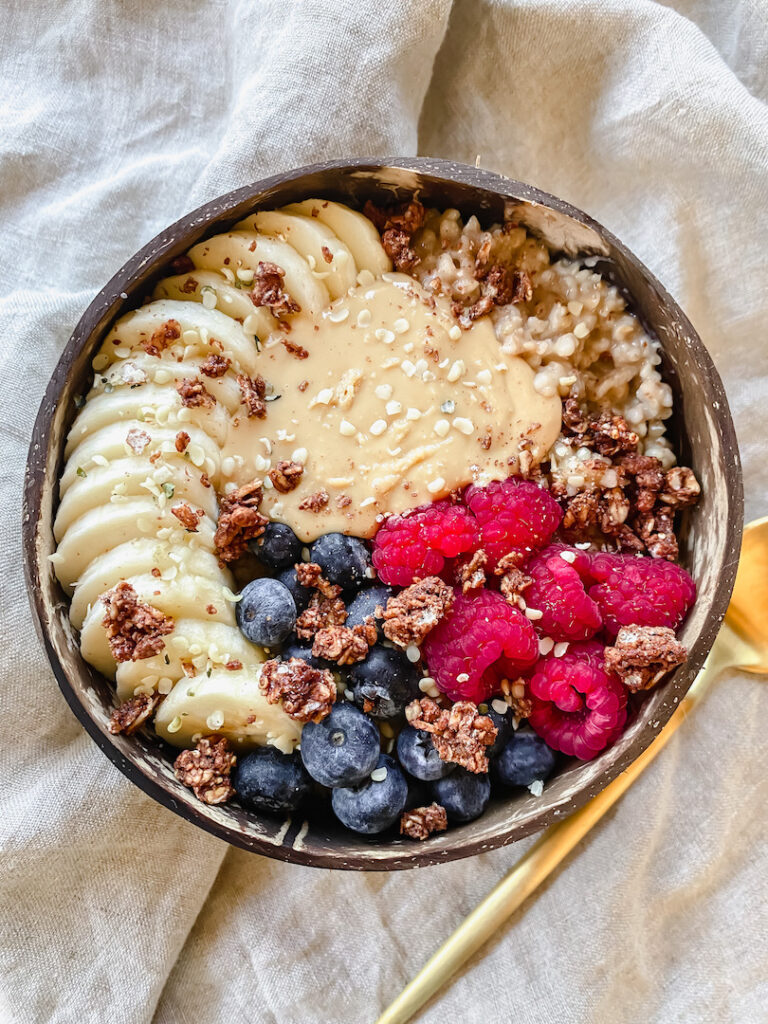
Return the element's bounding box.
[1,1,767,1021]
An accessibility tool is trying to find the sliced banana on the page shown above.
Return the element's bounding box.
[95,300,260,377]
[53,199,397,751]
[80,572,237,675]
[239,211,357,300]
[153,270,278,339]
[51,498,216,591]
[115,618,265,700]
[60,421,220,495]
[65,384,232,453]
[282,199,391,277]
[186,232,330,318]
[55,456,217,541]
[154,666,301,753]
[89,353,245,413]
[70,539,227,629]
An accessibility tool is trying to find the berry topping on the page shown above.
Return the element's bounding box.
[431,768,491,823]
[464,477,562,571]
[372,501,479,586]
[397,725,455,782]
[233,747,311,815]
[236,578,296,646]
[250,522,303,571]
[300,703,381,788]
[527,641,628,760]
[331,754,409,834]
[494,730,557,788]
[587,552,696,638]
[525,545,602,642]
[422,589,538,704]
[309,533,371,591]
[346,645,421,719]
[345,584,395,636]
[277,565,313,612]
[279,636,328,670]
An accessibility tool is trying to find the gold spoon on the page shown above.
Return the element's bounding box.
[376,516,768,1024]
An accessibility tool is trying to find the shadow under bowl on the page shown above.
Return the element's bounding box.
[23,158,743,870]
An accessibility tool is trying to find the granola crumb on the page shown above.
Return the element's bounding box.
[170,502,204,532]
[405,697,497,773]
[236,373,267,418]
[200,353,231,378]
[259,657,336,722]
[604,625,688,692]
[400,802,448,841]
[562,397,639,456]
[268,460,304,493]
[380,577,454,648]
[294,562,341,598]
[249,261,300,316]
[174,735,236,805]
[298,489,329,512]
[213,479,267,562]
[174,430,191,453]
[108,692,163,735]
[101,581,174,662]
[455,549,487,593]
[140,319,181,357]
[125,428,151,455]
[176,377,215,409]
[660,466,701,507]
[225,659,243,671]
[500,677,533,718]
[295,591,347,639]
[282,339,309,359]
[312,620,377,665]
[499,566,533,608]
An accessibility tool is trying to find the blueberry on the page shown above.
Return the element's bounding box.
[277,565,312,612]
[345,584,394,636]
[300,703,381,788]
[396,725,454,781]
[280,636,327,670]
[236,578,296,646]
[234,747,311,815]
[346,645,420,719]
[494,731,556,788]
[484,704,516,758]
[404,777,432,811]
[331,754,408,834]
[310,533,371,591]
[250,522,303,570]
[431,769,491,823]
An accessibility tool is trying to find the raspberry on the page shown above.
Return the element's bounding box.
[372,501,479,586]
[525,545,602,643]
[423,589,538,703]
[528,641,628,760]
[587,552,696,638]
[465,477,562,571]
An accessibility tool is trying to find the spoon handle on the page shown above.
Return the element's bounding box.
[375,638,737,1024]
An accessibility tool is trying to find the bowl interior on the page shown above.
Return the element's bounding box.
[23,158,742,869]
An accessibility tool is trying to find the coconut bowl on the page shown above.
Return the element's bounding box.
[22,158,742,869]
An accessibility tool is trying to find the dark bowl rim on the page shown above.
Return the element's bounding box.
[22,156,743,870]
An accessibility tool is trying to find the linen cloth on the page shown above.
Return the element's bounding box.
[1,0,767,1021]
